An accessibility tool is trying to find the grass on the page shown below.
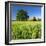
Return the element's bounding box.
[11,21,41,40]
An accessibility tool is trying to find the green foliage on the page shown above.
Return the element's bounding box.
[16,9,29,21]
[38,18,41,21]
[33,17,37,21]
[11,21,41,39]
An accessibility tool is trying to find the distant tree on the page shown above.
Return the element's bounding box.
[33,17,37,21]
[16,9,29,21]
[38,18,41,21]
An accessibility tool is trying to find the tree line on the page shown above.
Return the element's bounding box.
[16,9,41,21]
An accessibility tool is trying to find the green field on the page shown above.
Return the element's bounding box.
[11,21,41,40]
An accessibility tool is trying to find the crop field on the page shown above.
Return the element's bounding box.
[11,21,41,40]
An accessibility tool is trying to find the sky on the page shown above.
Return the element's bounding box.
[10,4,41,20]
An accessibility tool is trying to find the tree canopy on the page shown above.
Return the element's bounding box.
[16,9,29,21]
[33,17,37,21]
